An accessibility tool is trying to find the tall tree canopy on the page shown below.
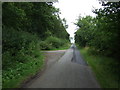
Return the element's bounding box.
[2,2,69,39]
[2,2,69,70]
[75,1,120,61]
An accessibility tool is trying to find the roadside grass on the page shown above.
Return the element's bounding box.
[2,51,44,88]
[79,47,119,88]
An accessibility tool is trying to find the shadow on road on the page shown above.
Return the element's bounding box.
[71,44,87,66]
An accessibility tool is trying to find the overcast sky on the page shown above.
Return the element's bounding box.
[53,0,102,37]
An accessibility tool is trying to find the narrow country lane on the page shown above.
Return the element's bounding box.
[24,44,100,88]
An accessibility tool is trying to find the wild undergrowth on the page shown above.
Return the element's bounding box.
[79,47,120,88]
[2,28,44,88]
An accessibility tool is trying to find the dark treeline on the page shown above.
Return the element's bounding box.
[2,2,69,88]
[75,2,120,62]
[3,2,68,39]
[2,2,69,65]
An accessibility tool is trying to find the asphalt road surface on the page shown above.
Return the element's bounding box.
[24,44,100,88]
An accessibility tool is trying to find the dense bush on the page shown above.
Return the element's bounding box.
[46,36,64,48]
[2,2,69,40]
[40,36,67,50]
[2,27,41,69]
[39,41,53,50]
[2,27,44,88]
[2,2,69,88]
[75,2,120,61]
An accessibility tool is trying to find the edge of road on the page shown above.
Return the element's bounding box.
[20,49,68,88]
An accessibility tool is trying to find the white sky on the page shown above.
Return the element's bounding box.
[53,0,102,37]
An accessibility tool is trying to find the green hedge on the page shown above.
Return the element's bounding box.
[2,28,44,88]
[40,36,67,50]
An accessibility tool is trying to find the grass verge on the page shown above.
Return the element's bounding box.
[2,51,44,88]
[79,47,119,88]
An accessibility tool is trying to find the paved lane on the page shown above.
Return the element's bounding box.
[25,44,100,88]
[72,44,87,65]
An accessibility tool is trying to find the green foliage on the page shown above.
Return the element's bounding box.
[2,28,44,88]
[2,27,41,68]
[2,2,69,88]
[2,52,44,88]
[75,2,120,61]
[75,16,96,47]
[2,2,69,39]
[3,27,40,53]
[39,41,53,50]
[46,36,64,48]
[79,47,119,88]
[75,2,120,88]
[40,36,68,50]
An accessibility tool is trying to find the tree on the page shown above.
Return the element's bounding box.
[75,1,120,61]
[75,16,96,47]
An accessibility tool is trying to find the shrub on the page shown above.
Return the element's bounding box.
[39,41,53,50]
[39,36,67,50]
[2,27,44,88]
[2,27,41,69]
[45,36,64,48]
